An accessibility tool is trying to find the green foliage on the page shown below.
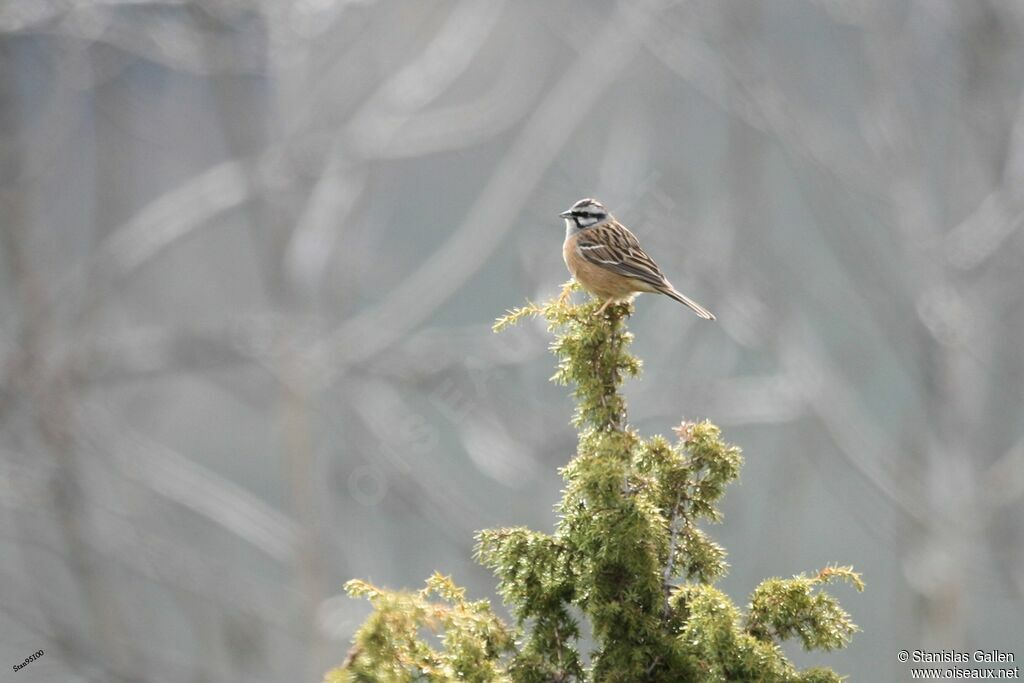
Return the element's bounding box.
[329,284,862,682]
[746,567,865,652]
[324,574,514,683]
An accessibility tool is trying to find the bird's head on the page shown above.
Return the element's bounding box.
[560,198,609,230]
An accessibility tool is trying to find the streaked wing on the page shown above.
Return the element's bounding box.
[575,222,668,290]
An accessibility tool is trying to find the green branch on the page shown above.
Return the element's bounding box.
[327,288,862,682]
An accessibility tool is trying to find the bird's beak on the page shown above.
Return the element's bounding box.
[559,209,574,218]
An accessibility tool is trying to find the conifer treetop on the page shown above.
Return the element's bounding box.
[327,284,862,682]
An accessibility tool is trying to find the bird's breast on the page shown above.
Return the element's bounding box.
[562,232,578,276]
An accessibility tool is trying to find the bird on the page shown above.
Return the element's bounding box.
[560,197,715,319]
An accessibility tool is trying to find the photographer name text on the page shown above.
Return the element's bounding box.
[909,651,1015,664]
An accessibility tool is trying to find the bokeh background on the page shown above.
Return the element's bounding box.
[3,0,1024,680]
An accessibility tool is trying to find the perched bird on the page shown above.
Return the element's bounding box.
[560,198,715,319]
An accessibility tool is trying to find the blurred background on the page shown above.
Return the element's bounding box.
[2,0,1024,680]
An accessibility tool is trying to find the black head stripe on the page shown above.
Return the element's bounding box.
[566,198,608,226]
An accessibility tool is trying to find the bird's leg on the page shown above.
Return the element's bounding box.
[595,298,614,316]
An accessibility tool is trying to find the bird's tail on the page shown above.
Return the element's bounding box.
[661,285,716,320]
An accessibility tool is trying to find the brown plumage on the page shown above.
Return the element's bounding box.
[560,198,715,319]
